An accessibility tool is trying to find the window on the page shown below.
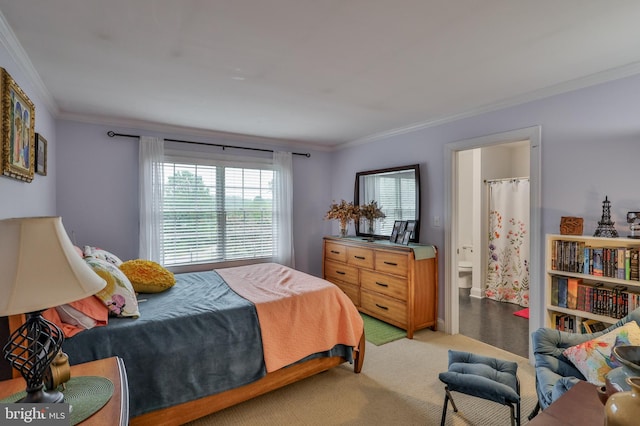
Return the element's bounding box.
[162,156,274,266]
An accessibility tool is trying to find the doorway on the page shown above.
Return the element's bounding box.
[443,126,542,362]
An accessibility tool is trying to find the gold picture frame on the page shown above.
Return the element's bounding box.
[1,68,35,182]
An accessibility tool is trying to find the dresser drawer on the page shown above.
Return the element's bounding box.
[375,251,409,277]
[325,242,347,263]
[346,246,374,269]
[360,269,407,301]
[361,290,407,325]
[324,260,359,286]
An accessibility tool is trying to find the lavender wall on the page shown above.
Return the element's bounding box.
[330,73,640,320]
[0,50,56,219]
[54,73,640,324]
[55,120,334,275]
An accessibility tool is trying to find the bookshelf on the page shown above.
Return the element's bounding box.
[546,234,640,333]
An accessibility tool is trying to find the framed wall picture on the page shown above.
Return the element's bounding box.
[36,133,47,176]
[0,68,35,182]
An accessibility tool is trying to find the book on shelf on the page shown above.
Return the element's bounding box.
[631,248,639,281]
[583,246,591,274]
[567,278,581,309]
[551,276,559,306]
[582,319,607,333]
[617,248,626,280]
[553,313,576,332]
[592,248,604,276]
[557,277,568,308]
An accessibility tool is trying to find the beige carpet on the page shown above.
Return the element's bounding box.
[186,330,537,425]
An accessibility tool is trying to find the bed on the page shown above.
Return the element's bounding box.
[10,262,365,425]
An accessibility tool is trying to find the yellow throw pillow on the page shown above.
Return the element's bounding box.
[119,259,176,293]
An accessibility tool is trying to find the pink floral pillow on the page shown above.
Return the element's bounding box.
[563,321,640,386]
[84,257,140,318]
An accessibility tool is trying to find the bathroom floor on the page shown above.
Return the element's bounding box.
[459,289,529,358]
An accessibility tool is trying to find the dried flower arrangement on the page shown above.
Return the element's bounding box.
[359,201,386,221]
[325,199,360,236]
[359,200,386,234]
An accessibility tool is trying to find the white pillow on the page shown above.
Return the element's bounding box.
[55,304,97,329]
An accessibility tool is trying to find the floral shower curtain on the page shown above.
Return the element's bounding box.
[485,179,530,307]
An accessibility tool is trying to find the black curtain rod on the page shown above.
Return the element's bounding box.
[107,131,310,157]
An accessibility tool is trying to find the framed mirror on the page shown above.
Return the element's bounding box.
[354,164,421,242]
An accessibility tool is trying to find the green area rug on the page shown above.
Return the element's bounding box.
[360,313,406,345]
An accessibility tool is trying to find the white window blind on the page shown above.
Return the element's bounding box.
[365,173,416,235]
[161,157,274,266]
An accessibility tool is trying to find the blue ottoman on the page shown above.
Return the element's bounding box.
[438,350,521,426]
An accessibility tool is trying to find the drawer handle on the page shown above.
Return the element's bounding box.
[375,303,389,310]
[354,255,366,260]
[331,250,341,254]
[383,261,398,266]
[375,281,389,287]
[336,271,346,275]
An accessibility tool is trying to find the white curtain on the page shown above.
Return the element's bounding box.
[139,136,164,263]
[485,179,530,307]
[273,151,295,268]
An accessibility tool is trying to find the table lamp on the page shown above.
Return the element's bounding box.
[0,217,106,403]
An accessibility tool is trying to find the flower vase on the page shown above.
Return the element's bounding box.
[605,377,640,426]
[367,219,375,234]
[339,220,348,237]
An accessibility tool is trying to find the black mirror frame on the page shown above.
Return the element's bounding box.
[354,164,421,242]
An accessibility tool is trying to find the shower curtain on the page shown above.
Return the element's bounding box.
[485,179,530,307]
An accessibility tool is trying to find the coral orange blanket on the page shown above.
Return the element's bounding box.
[218,263,364,372]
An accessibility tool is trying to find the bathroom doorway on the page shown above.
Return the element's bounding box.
[443,126,541,362]
[456,144,530,357]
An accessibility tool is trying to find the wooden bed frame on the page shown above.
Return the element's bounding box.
[9,315,365,426]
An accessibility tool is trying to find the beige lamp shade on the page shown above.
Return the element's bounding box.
[0,216,106,316]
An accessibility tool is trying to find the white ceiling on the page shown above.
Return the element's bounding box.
[2,1,640,149]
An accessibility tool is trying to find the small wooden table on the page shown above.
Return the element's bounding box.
[0,357,129,426]
[528,381,604,425]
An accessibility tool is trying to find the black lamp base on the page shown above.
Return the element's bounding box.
[19,387,64,403]
[2,310,65,404]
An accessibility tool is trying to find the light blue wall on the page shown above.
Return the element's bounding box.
[330,73,640,318]
[0,49,56,218]
[55,120,334,276]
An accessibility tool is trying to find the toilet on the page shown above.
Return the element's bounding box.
[458,245,473,289]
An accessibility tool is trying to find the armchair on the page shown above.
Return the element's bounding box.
[531,307,640,415]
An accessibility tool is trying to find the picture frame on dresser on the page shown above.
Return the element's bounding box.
[401,220,418,245]
[390,220,403,243]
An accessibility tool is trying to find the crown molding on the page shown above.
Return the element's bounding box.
[57,110,335,153]
[0,11,58,115]
[340,61,640,150]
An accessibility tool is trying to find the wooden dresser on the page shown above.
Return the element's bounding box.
[323,236,438,338]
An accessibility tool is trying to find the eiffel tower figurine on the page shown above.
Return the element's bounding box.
[593,196,619,237]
